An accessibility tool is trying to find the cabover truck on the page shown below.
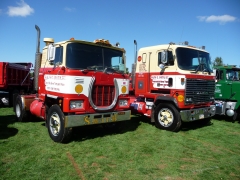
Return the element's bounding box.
[14,25,131,143]
[214,65,240,121]
[0,62,32,106]
[129,41,216,131]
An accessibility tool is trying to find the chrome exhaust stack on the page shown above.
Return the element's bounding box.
[34,25,42,93]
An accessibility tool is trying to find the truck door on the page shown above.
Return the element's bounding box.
[215,69,224,98]
[135,53,148,94]
[225,69,236,100]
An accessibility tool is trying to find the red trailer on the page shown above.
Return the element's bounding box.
[0,62,33,106]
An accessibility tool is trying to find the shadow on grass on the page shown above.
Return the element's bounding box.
[72,117,141,142]
[181,119,213,131]
[0,110,18,140]
[134,114,215,131]
[130,114,214,132]
[213,115,240,124]
[0,110,46,140]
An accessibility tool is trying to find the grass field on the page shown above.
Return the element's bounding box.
[1,107,240,180]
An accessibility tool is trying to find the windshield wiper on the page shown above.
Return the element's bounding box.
[194,63,210,74]
[103,67,124,75]
[87,66,104,71]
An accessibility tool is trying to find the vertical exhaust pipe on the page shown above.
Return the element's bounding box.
[34,25,42,93]
[131,40,137,89]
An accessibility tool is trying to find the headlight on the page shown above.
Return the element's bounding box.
[119,99,128,106]
[70,100,83,110]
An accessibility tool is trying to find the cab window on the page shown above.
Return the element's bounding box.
[158,51,174,66]
[54,46,63,64]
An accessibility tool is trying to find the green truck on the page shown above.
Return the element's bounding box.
[214,65,240,121]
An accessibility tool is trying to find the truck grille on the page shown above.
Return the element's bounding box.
[185,79,215,105]
[92,85,115,106]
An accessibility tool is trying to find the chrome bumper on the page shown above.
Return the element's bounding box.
[64,110,131,128]
[180,105,216,122]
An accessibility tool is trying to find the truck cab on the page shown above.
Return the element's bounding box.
[214,65,240,120]
[130,41,216,131]
[14,25,131,143]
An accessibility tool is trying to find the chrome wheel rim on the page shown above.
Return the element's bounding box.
[49,112,61,136]
[158,108,174,127]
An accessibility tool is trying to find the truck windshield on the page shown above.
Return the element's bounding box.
[176,47,213,73]
[226,69,239,80]
[66,43,125,73]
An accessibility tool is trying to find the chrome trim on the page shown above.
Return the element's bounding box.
[88,77,119,111]
[180,105,216,122]
[47,94,58,99]
[64,110,131,128]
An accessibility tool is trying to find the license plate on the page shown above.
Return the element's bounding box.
[199,114,204,119]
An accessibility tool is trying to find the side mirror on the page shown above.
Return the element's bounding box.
[161,51,168,64]
[47,44,56,61]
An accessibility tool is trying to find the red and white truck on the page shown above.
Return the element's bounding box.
[129,41,216,131]
[0,62,32,106]
[14,25,131,143]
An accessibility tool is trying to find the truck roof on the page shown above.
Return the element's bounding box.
[214,65,240,71]
[43,39,125,52]
[138,44,208,53]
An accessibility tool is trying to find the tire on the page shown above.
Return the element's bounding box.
[9,89,19,107]
[47,105,72,143]
[232,112,238,122]
[15,95,29,122]
[154,103,182,132]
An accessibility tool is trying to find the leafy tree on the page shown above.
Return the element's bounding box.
[213,57,223,66]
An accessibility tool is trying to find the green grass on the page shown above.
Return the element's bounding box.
[1,107,240,180]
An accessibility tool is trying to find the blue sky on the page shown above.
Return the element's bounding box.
[0,0,239,70]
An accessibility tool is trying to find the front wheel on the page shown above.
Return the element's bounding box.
[47,105,72,143]
[154,103,182,132]
[232,112,239,122]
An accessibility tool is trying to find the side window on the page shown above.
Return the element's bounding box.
[54,46,63,64]
[142,53,147,63]
[220,70,223,79]
[216,70,223,80]
[158,51,174,66]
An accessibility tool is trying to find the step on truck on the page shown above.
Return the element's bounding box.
[129,41,216,131]
[214,65,240,121]
[14,25,131,143]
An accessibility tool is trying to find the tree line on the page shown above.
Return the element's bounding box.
[213,57,240,77]
[213,57,240,67]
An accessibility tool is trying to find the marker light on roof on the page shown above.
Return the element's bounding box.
[94,39,112,46]
[138,56,142,62]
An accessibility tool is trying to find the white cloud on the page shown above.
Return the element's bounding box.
[7,0,34,17]
[197,15,237,25]
[64,7,76,12]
